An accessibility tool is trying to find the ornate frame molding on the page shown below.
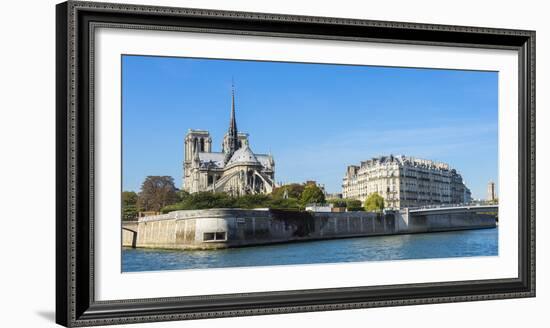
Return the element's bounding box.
[56,1,535,326]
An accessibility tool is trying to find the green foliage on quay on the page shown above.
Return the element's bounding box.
[300,183,326,206]
[327,198,364,211]
[122,176,372,219]
[159,182,327,213]
[365,192,385,212]
[160,191,302,213]
[122,191,140,221]
[345,199,364,211]
[271,183,305,199]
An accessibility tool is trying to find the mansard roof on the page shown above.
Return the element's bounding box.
[358,154,450,171]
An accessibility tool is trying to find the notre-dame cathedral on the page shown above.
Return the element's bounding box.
[182,86,276,196]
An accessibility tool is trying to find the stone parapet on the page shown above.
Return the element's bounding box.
[123,207,497,250]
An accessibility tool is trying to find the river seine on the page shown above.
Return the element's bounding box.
[122,227,498,272]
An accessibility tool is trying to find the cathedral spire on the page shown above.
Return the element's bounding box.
[228,81,238,138]
[224,80,240,163]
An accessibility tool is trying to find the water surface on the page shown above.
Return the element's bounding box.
[122,227,498,272]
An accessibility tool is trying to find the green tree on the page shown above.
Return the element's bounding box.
[122,191,138,206]
[160,203,184,214]
[122,191,139,221]
[272,183,306,199]
[267,197,300,210]
[161,191,309,213]
[365,192,385,212]
[161,192,237,213]
[300,183,326,206]
[345,199,363,211]
[122,205,139,221]
[137,176,179,212]
[176,189,190,202]
[235,194,271,209]
[327,198,347,208]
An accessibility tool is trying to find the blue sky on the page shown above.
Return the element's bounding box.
[122,55,498,199]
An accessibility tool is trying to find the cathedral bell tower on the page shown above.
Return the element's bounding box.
[182,129,211,191]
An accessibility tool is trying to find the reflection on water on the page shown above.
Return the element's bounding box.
[122,227,498,272]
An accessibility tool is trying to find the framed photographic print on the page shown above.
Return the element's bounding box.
[56,0,535,326]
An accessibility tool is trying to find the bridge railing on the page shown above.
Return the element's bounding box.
[407,203,498,211]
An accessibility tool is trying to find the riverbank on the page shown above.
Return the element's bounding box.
[122,207,497,250]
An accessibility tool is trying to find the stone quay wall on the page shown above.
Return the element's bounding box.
[122,207,497,250]
[122,221,138,248]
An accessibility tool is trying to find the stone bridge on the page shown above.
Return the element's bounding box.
[397,204,498,233]
[408,204,498,216]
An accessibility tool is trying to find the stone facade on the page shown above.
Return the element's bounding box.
[182,86,276,195]
[342,155,471,209]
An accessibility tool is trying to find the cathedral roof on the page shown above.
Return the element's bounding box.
[227,144,261,166]
[198,152,225,168]
[197,150,273,170]
[255,154,273,168]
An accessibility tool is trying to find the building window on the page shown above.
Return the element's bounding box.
[203,232,227,242]
[203,232,215,241]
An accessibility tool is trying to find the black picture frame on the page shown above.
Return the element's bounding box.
[56,1,536,326]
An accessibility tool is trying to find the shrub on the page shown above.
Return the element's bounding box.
[122,204,139,220]
[327,198,347,208]
[300,184,326,206]
[345,199,364,211]
[268,197,300,210]
[235,194,271,208]
[365,192,385,212]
